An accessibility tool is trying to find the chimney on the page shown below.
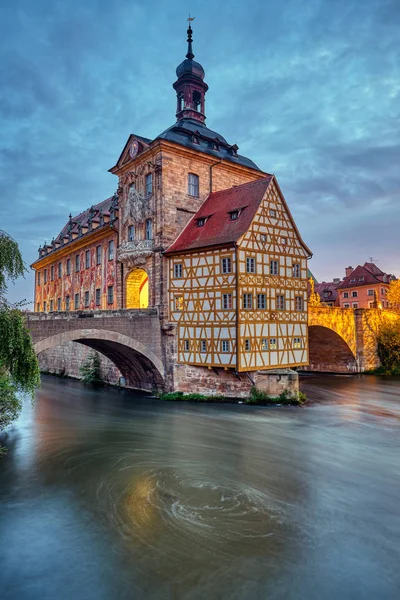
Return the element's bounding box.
[345,266,353,278]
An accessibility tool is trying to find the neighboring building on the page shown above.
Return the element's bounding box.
[32,196,119,312]
[314,278,341,307]
[337,263,395,309]
[31,24,311,391]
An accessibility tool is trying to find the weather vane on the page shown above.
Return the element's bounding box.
[187,14,195,23]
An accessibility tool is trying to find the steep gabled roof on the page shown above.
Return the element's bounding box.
[165,178,272,254]
[165,176,312,256]
[337,262,394,289]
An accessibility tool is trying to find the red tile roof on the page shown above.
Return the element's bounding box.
[337,262,394,289]
[314,281,340,303]
[165,176,312,255]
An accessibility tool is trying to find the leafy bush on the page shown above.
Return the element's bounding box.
[79,351,102,385]
[377,323,400,375]
[247,386,306,405]
[158,391,228,402]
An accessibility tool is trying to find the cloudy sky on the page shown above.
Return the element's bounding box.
[1,0,399,303]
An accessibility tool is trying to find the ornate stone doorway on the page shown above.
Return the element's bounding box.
[126,268,149,309]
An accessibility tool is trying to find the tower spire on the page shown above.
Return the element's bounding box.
[186,15,195,59]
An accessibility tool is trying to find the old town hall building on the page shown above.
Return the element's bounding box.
[32,25,311,394]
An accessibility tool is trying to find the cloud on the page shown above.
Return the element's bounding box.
[1,0,399,302]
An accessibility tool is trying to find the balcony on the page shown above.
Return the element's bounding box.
[117,239,154,267]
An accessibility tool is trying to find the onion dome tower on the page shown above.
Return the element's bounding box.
[173,22,209,123]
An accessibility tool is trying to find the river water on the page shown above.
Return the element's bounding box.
[0,374,399,600]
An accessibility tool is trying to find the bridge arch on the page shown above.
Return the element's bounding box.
[34,328,164,391]
[307,325,357,373]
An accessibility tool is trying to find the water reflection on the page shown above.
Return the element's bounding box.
[0,374,399,600]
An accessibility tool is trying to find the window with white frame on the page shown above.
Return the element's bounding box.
[352,302,358,308]
[367,289,374,296]
[221,257,231,273]
[293,337,302,348]
[277,295,285,310]
[261,338,268,351]
[269,209,276,217]
[344,303,350,308]
[200,340,207,353]
[246,257,256,273]
[257,294,266,309]
[352,291,358,297]
[221,340,230,353]
[260,233,267,243]
[188,173,199,197]
[174,263,183,278]
[108,240,114,260]
[145,173,153,196]
[145,219,152,240]
[222,293,232,309]
[270,260,279,275]
[293,263,300,278]
[295,296,303,311]
[343,292,349,298]
[243,293,253,309]
[281,237,287,245]
[270,338,277,349]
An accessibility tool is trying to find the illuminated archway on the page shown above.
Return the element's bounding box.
[126,268,149,309]
[307,325,357,373]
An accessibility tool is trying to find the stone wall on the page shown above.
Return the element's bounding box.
[174,363,299,398]
[38,341,122,385]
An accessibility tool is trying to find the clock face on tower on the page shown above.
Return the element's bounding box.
[129,140,139,158]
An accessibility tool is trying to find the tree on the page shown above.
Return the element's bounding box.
[0,230,40,454]
[377,323,400,375]
[387,280,400,311]
[79,350,102,385]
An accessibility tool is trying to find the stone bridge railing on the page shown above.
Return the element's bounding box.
[308,307,400,371]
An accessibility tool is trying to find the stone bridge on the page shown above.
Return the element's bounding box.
[307,307,400,373]
[27,309,165,390]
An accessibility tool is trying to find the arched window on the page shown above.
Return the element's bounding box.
[193,91,201,111]
[145,219,152,240]
[178,93,184,111]
[188,173,199,197]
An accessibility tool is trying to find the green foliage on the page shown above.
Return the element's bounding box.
[0,231,40,454]
[247,386,306,405]
[79,351,103,385]
[0,230,25,295]
[387,280,400,311]
[157,391,228,402]
[156,388,306,405]
[377,323,400,375]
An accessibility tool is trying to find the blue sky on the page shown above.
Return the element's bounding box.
[1,0,399,303]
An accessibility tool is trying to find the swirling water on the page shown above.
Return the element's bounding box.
[0,374,399,600]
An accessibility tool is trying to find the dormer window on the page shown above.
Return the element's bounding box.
[212,138,220,151]
[230,211,239,221]
[197,217,206,227]
[229,144,238,157]
[192,132,200,145]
